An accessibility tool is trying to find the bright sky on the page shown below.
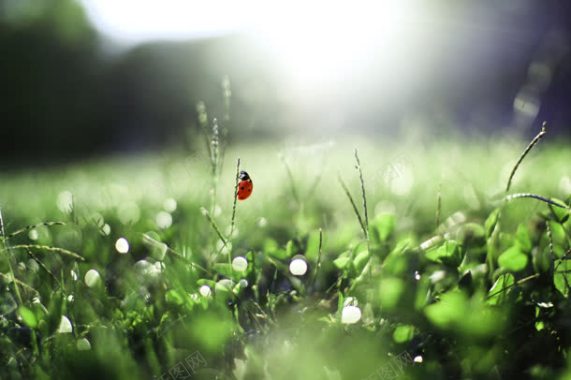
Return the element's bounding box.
[80,0,416,43]
[79,0,422,88]
[80,0,265,43]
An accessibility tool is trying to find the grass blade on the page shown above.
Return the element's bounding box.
[229,157,241,239]
[7,221,66,239]
[280,154,301,206]
[5,244,84,261]
[354,149,369,238]
[504,193,569,208]
[505,121,548,193]
[338,174,367,239]
[200,207,228,247]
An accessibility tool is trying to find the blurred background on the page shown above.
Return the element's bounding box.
[1,0,570,166]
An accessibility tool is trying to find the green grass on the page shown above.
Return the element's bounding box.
[1,135,571,380]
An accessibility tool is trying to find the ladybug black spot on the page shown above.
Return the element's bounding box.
[240,186,245,190]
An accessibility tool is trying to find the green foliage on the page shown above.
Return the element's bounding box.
[498,245,528,272]
[425,240,462,266]
[17,306,38,329]
[0,139,571,379]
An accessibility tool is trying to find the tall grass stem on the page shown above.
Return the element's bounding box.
[505,122,548,193]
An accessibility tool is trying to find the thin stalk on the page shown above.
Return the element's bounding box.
[338,175,367,239]
[209,118,221,215]
[305,167,324,202]
[3,245,84,261]
[0,273,38,295]
[311,228,323,289]
[486,273,540,300]
[229,158,241,239]
[504,193,568,208]
[226,158,241,275]
[7,221,65,239]
[0,209,23,305]
[546,221,556,274]
[489,122,551,275]
[280,155,301,207]
[25,249,60,286]
[142,233,210,275]
[200,207,227,247]
[354,149,369,238]
[0,211,40,356]
[505,121,548,193]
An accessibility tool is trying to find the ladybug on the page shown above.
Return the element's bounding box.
[237,171,253,200]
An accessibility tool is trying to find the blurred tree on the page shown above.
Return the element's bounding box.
[0,0,104,164]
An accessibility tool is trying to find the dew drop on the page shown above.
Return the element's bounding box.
[289,257,308,276]
[341,305,362,324]
[84,269,101,288]
[28,229,39,241]
[232,256,248,272]
[58,315,73,334]
[199,285,212,297]
[115,237,129,254]
[77,338,91,351]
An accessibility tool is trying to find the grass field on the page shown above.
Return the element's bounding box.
[1,131,571,379]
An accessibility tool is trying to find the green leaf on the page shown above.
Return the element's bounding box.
[213,263,234,278]
[549,199,570,223]
[533,246,552,274]
[285,240,296,258]
[393,324,414,343]
[46,290,64,335]
[425,240,462,266]
[549,221,568,258]
[165,289,185,306]
[554,259,571,297]
[462,304,504,338]
[305,231,321,261]
[18,306,38,329]
[353,249,370,273]
[264,239,278,253]
[374,213,395,242]
[485,208,500,237]
[425,291,466,329]
[383,252,408,276]
[515,224,532,252]
[535,307,545,331]
[264,239,289,259]
[379,277,404,310]
[334,251,351,270]
[268,248,288,260]
[189,312,234,353]
[487,273,515,305]
[498,246,528,272]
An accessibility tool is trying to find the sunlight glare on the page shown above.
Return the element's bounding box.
[80,0,258,42]
[258,0,419,89]
[81,0,421,88]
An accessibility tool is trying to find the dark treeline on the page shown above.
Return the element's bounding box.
[1,0,570,166]
[0,0,279,165]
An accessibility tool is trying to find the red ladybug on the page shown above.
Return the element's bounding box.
[237,171,253,200]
